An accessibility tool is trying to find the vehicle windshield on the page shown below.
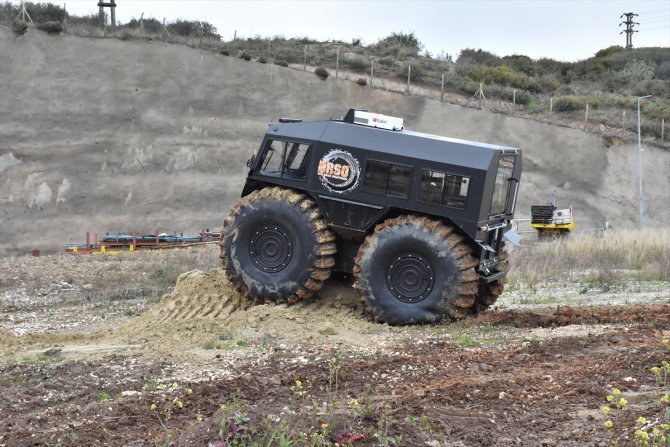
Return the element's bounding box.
[489,154,516,216]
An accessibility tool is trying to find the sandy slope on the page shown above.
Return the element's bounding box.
[1,26,668,253]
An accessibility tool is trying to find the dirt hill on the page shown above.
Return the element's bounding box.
[1,26,669,253]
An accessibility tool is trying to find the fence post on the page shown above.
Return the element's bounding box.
[584,103,589,128]
[139,12,144,32]
[370,59,374,87]
[550,97,553,114]
[407,65,411,94]
[304,45,307,71]
[623,110,626,129]
[663,118,665,141]
[440,73,444,102]
[513,89,516,107]
[335,47,339,79]
[63,2,67,32]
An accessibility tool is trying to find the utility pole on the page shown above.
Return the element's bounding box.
[619,12,638,49]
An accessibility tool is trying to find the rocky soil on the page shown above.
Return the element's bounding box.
[1,245,670,446]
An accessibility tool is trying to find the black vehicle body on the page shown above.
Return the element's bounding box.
[240,109,522,282]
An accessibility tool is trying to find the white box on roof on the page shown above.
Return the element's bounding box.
[352,110,404,131]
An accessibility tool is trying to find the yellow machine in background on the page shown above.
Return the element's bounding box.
[530,197,574,238]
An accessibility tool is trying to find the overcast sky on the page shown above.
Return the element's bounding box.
[46,0,670,61]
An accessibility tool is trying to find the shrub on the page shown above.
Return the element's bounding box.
[257,56,267,64]
[219,50,229,56]
[377,31,423,55]
[37,21,63,34]
[167,19,220,39]
[239,52,251,61]
[314,67,329,80]
[345,55,367,71]
[356,78,367,86]
[275,60,288,67]
[13,20,28,36]
[595,45,625,58]
[553,96,587,112]
[623,59,656,81]
[457,48,501,67]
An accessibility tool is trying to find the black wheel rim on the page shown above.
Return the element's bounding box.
[249,225,293,273]
[385,253,434,303]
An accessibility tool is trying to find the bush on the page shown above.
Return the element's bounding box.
[595,45,625,58]
[457,48,501,67]
[314,67,329,80]
[356,78,367,86]
[167,19,220,39]
[12,20,28,36]
[239,52,251,61]
[257,56,267,64]
[275,60,288,67]
[345,55,367,71]
[37,21,62,34]
[219,50,230,56]
[623,59,656,81]
[377,31,423,55]
[553,96,587,112]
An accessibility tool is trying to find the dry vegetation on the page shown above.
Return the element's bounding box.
[508,229,670,295]
[2,2,668,141]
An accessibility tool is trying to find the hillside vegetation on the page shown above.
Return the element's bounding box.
[1,1,669,140]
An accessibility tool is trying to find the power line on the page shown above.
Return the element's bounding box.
[619,12,639,48]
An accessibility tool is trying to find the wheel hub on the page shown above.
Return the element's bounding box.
[249,225,293,272]
[386,253,434,303]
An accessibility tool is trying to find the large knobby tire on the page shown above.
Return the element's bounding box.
[473,245,509,313]
[354,216,479,325]
[220,187,336,304]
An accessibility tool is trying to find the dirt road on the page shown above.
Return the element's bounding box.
[1,247,669,446]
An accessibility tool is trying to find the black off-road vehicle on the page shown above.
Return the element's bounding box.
[221,109,522,324]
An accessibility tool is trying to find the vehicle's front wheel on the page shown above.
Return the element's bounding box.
[354,215,479,324]
[221,187,336,304]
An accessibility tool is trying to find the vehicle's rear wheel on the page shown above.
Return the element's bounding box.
[354,215,479,325]
[473,245,509,312]
[220,187,336,304]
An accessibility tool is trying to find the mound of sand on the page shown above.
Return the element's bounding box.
[118,269,383,354]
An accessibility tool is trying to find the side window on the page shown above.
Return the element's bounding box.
[419,169,469,210]
[283,142,310,179]
[387,165,412,198]
[363,160,412,199]
[259,140,310,180]
[260,140,285,176]
[419,170,445,204]
[363,161,389,195]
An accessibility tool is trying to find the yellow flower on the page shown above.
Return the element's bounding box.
[150,403,157,411]
[172,382,178,389]
[612,388,621,396]
[187,388,193,395]
[296,379,302,388]
[602,407,611,415]
[638,416,647,426]
[176,400,184,408]
[662,393,670,404]
[158,384,167,390]
[662,339,669,345]
[604,420,613,429]
[348,398,360,406]
[197,416,203,422]
[618,397,628,408]
[607,395,615,402]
